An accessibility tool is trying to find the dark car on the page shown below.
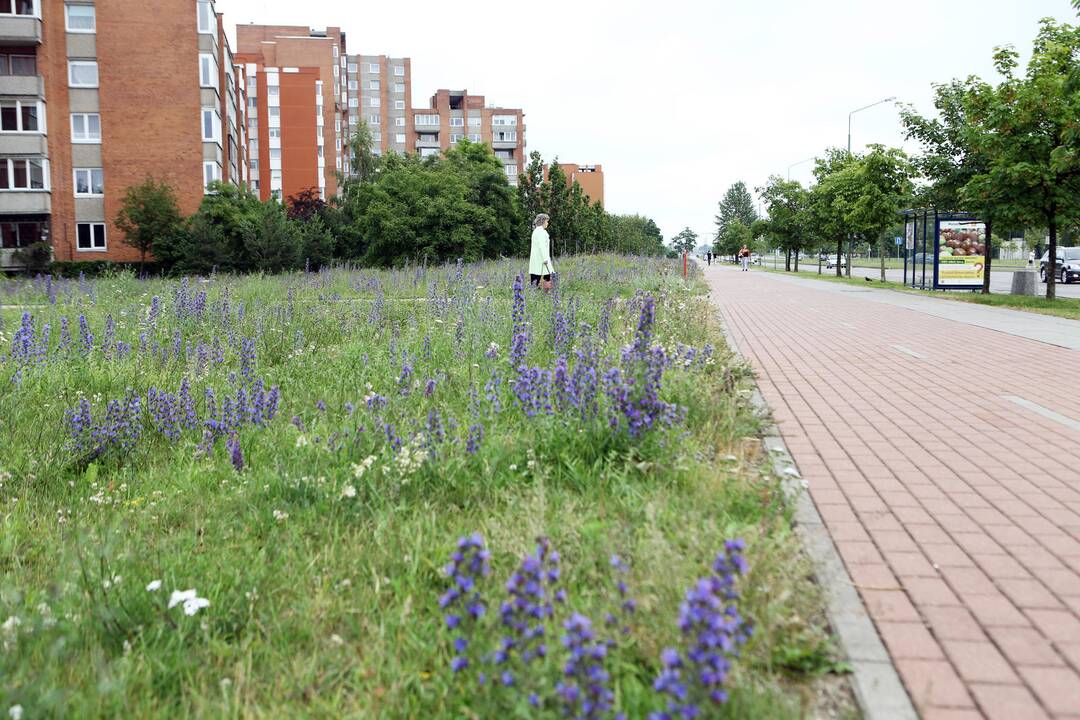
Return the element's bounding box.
[1040,247,1080,283]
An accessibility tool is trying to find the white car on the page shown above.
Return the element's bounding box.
[825,255,848,269]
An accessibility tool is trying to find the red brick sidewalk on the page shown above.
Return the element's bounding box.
[706,267,1080,720]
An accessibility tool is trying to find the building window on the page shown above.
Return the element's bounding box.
[1,54,37,76]
[268,106,280,117]
[68,61,99,88]
[371,131,381,142]
[348,98,359,108]
[394,133,405,144]
[492,115,518,126]
[347,62,357,73]
[249,159,258,172]
[468,133,481,142]
[449,117,464,127]
[0,100,42,133]
[348,80,357,91]
[203,161,221,189]
[415,114,439,125]
[468,116,481,127]
[0,221,45,249]
[368,80,380,90]
[202,109,221,142]
[199,53,218,89]
[393,65,404,76]
[65,4,95,32]
[76,222,106,251]
[394,83,405,93]
[333,44,339,58]
[394,100,405,110]
[395,117,405,127]
[71,113,100,143]
[367,63,379,73]
[369,97,380,108]
[0,157,47,190]
[0,0,36,17]
[197,0,214,33]
[73,167,104,196]
[494,130,517,142]
[367,114,380,125]
[450,133,463,144]
[269,148,280,159]
[505,165,518,177]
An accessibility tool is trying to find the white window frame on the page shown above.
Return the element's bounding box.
[347,80,358,91]
[415,114,439,126]
[468,117,481,127]
[73,167,104,196]
[395,133,405,144]
[0,99,44,133]
[395,117,405,127]
[492,115,518,126]
[369,97,380,108]
[347,63,357,73]
[367,114,380,125]
[75,222,107,252]
[197,1,214,34]
[371,131,381,142]
[394,100,405,110]
[495,130,517,142]
[368,79,380,90]
[449,117,464,127]
[450,133,463,144]
[468,133,481,143]
[0,0,39,17]
[368,63,380,73]
[67,61,99,88]
[203,161,221,190]
[0,157,49,191]
[64,4,96,32]
[70,112,101,143]
[394,83,405,94]
[199,53,218,89]
[393,65,404,77]
[202,108,221,143]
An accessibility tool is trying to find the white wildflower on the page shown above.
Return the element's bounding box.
[1,616,20,634]
[9,705,23,720]
[330,634,345,645]
[182,597,210,616]
[340,484,357,499]
[168,589,197,609]
[295,435,310,448]
[509,464,518,472]
[146,580,162,592]
[273,509,289,521]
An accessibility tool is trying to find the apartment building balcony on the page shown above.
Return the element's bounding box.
[415,136,440,149]
[0,15,42,45]
[0,134,48,154]
[491,140,518,150]
[414,119,440,131]
[0,74,44,97]
[0,191,50,214]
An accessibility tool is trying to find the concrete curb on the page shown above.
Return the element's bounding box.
[715,304,918,720]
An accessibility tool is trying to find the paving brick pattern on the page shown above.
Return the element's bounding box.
[705,267,1080,719]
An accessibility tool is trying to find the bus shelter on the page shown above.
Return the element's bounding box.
[900,209,988,291]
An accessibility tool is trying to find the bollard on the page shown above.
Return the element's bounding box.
[1010,269,1038,296]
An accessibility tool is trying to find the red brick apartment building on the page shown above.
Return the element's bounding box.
[0,0,249,266]
[418,89,525,184]
[235,24,348,202]
[546,163,604,206]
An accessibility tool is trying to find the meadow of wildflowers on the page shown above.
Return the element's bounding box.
[0,255,850,717]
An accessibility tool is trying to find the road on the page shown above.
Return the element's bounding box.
[706,264,1080,719]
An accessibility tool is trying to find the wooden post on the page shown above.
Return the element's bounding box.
[683,251,688,279]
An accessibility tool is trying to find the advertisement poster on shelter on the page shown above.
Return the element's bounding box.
[905,221,915,250]
[937,220,986,288]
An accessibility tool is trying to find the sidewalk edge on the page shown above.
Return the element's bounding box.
[715,306,919,720]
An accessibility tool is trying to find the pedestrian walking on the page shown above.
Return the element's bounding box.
[739,245,751,272]
[707,251,712,266]
[529,213,554,290]
[1028,249,1036,267]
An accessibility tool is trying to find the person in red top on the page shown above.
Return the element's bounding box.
[739,245,751,271]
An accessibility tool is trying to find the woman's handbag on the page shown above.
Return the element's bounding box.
[541,278,553,292]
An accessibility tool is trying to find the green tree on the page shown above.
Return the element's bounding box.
[344,118,380,185]
[543,160,571,256]
[608,215,665,255]
[756,177,808,271]
[243,201,302,273]
[516,151,545,248]
[713,181,758,243]
[843,145,914,281]
[961,19,1080,299]
[671,226,699,254]
[114,178,184,270]
[901,79,1002,293]
[808,150,859,277]
[717,220,752,262]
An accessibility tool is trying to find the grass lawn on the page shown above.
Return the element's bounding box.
[0,256,852,718]
[760,266,1080,321]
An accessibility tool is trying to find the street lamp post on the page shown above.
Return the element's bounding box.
[787,156,816,181]
[844,96,897,275]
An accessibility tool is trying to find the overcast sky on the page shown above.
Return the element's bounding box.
[220,0,1076,243]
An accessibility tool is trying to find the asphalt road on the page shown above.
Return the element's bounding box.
[752,261,1080,299]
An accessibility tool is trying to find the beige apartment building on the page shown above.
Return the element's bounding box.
[346,53,411,157]
[0,0,248,265]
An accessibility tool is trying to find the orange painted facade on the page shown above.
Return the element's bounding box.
[545,163,605,207]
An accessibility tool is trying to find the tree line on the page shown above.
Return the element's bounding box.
[110,125,665,275]
[718,13,1080,300]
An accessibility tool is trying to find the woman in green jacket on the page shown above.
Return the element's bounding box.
[529,213,553,288]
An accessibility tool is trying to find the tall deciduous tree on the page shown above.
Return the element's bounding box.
[671,227,699,254]
[114,178,184,270]
[962,19,1080,299]
[714,182,758,243]
[756,177,808,271]
[543,160,571,256]
[807,150,859,277]
[843,145,914,282]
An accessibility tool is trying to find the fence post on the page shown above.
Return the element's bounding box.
[683,252,688,279]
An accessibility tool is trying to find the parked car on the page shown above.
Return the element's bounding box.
[1039,247,1080,283]
[750,253,762,265]
[825,255,847,269]
[914,253,934,265]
